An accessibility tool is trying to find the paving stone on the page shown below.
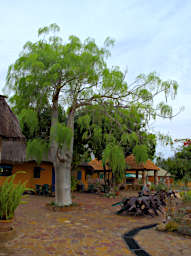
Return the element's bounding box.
[1,193,190,256]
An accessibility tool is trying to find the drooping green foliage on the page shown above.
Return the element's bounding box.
[74,104,156,163]
[133,144,148,164]
[26,138,49,165]
[18,105,65,141]
[102,144,126,183]
[0,173,28,220]
[77,115,91,132]
[50,122,73,149]
[18,109,38,136]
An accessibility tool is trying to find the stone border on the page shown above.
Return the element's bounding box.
[123,223,158,256]
[46,202,82,212]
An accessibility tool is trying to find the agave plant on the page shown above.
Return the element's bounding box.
[0,172,29,220]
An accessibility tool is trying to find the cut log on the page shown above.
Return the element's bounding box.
[113,190,176,216]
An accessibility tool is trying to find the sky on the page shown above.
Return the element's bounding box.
[0,0,191,158]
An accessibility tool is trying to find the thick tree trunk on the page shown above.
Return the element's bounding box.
[55,160,72,206]
[50,94,73,206]
[54,108,75,206]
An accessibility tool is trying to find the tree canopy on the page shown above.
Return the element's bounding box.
[156,141,191,181]
[4,24,180,205]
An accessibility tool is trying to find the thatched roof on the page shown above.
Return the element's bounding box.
[148,168,171,177]
[0,95,25,140]
[79,154,159,172]
[79,159,110,171]
[1,139,53,164]
[89,159,110,171]
[1,140,26,164]
[0,96,53,164]
[126,154,159,171]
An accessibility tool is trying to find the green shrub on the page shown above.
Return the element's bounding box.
[150,183,155,191]
[180,190,191,201]
[165,221,178,232]
[137,179,143,185]
[151,182,168,192]
[71,176,78,192]
[0,173,29,220]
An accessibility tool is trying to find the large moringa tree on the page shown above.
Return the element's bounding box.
[5,24,179,206]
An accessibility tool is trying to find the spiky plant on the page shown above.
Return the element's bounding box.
[0,173,28,220]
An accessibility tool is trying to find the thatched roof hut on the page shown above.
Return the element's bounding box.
[126,154,159,171]
[0,96,53,165]
[0,95,26,164]
[79,155,160,185]
[125,154,159,185]
[0,95,25,140]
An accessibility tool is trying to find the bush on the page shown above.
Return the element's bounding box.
[0,173,28,220]
[71,176,78,192]
[151,182,168,192]
[150,183,155,191]
[179,190,191,201]
[165,221,179,232]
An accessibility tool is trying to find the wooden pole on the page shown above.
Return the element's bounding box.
[154,170,158,185]
[134,170,138,184]
[142,170,146,185]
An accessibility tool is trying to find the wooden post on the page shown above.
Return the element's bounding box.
[142,171,146,185]
[166,176,170,188]
[154,170,158,185]
[134,170,138,184]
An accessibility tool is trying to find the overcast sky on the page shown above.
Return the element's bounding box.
[0,0,191,158]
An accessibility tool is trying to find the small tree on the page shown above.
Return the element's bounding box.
[102,144,126,189]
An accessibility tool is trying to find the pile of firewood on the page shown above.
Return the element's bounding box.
[112,190,177,216]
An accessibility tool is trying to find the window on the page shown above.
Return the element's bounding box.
[34,167,41,178]
[0,165,12,176]
[77,171,82,180]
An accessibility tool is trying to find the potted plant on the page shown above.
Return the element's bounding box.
[0,172,28,237]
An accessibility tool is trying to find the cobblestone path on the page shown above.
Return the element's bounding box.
[0,193,190,256]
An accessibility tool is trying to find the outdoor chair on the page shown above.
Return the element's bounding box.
[102,184,110,193]
[87,184,98,193]
[87,184,94,193]
[35,184,42,195]
[77,184,84,192]
[41,184,50,196]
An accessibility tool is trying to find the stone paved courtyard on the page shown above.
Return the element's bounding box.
[0,192,191,256]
